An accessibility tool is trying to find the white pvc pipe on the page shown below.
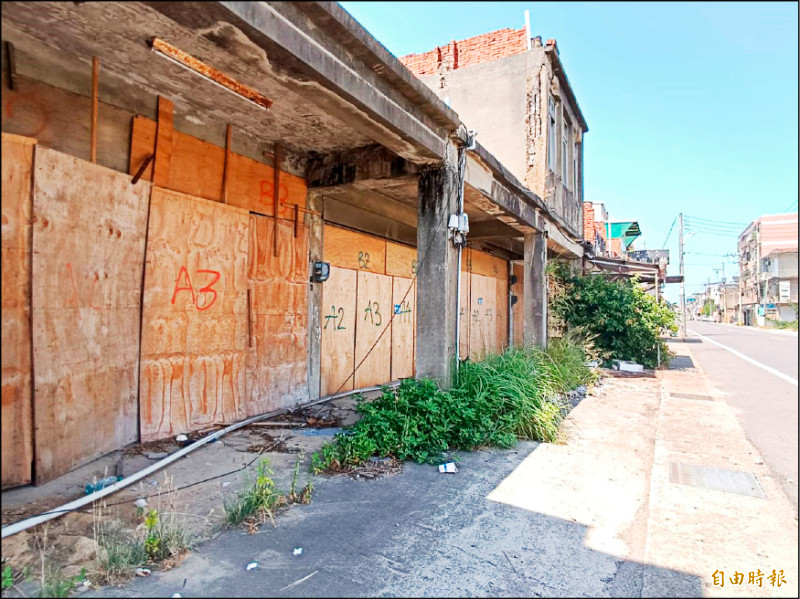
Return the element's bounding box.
[1,383,398,539]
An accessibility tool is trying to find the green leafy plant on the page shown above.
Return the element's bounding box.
[39,566,86,598]
[2,566,13,590]
[550,267,677,368]
[224,457,314,529]
[310,340,595,473]
[224,458,286,527]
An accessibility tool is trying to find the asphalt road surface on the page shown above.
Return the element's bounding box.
[685,321,798,510]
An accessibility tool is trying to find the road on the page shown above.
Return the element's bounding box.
[686,321,798,510]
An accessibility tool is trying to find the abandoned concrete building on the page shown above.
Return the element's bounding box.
[1,2,588,489]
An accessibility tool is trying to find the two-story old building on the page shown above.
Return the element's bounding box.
[399,28,588,261]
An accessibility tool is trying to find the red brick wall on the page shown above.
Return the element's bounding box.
[583,202,594,242]
[399,28,529,76]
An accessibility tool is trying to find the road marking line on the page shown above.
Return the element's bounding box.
[688,329,798,387]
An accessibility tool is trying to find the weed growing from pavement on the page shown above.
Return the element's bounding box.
[39,566,87,598]
[311,338,596,473]
[91,475,193,586]
[224,457,314,530]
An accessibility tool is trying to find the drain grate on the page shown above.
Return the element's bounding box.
[669,462,765,498]
[670,393,713,401]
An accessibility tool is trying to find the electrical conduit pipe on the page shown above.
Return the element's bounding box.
[1,382,399,539]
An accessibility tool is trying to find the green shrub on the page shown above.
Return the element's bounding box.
[310,340,595,473]
[550,270,676,368]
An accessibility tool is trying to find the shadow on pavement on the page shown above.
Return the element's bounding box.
[88,444,702,598]
[668,354,695,370]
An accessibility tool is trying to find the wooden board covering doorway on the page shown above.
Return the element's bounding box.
[139,188,249,442]
[1,133,35,488]
[246,213,309,416]
[31,146,149,483]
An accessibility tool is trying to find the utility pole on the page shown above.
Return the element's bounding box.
[679,213,686,337]
[721,262,727,323]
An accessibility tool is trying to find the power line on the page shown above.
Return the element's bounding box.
[781,199,798,213]
[684,214,749,227]
[684,219,746,233]
[661,217,677,249]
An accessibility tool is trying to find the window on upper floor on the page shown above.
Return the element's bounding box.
[573,149,578,193]
[562,121,569,187]
[547,96,556,172]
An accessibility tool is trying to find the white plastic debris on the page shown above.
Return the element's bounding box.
[612,360,644,373]
[292,547,303,556]
[246,561,259,571]
[438,462,458,473]
[222,481,231,488]
[134,498,148,509]
[135,567,151,577]
[171,594,182,598]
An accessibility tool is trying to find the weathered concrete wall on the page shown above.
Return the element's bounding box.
[417,51,531,189]
[411,40,585,240]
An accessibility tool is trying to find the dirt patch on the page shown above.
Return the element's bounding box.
[322,457,404,480]
[274,405,343,428]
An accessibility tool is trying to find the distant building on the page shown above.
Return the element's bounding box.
[737,213,798,326]
[605,221,642,258]
[583,201,607,255]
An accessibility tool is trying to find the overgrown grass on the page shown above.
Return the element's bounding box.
[224,457,313,528]
[310,337,596,473]
[92,479,193,586]
[94,521,147,585]
[772,319,798,331]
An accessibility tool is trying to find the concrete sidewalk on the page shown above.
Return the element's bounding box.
[88,344,797,597]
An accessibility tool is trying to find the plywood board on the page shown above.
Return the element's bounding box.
[469,248,507,279]
[129,116,306,216]
[468,273,497,360]
[385,241,417,278]
[391,277,415,380]
[246,214,308,416]
[139,188,249,442]
[31,146,149,483]
[226,152,308,219]
[354,271,393,389]
[320,266,356,396]
[1,133,34,488]
[3,77,132,174]
[324,224,386,273]
[512,263,524,347]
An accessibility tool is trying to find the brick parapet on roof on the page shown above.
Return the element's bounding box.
[399,27,529,76]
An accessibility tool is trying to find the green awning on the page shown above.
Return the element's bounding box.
[606,221,642,248]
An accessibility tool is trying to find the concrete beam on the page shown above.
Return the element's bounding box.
[415,144,460,387]
[465,154,541,233]
[523,232,548,348]
[545,220,584,258]
[147,1,450,163]
[468,220,524,240]
[307,144,418,188]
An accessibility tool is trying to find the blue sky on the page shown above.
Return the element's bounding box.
[340,1,798,302]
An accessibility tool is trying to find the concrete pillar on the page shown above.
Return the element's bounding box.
[523,231,548,347]
[415,147,459,387]
[306,191,323,399]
